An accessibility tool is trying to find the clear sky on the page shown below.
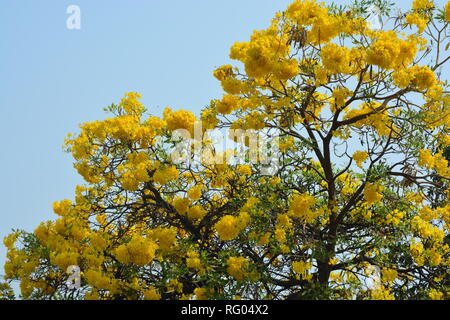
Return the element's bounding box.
[0,0,448,285]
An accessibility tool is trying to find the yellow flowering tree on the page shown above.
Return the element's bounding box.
[2,0,450,300]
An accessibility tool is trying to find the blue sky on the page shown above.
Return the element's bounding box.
[1,0,448,286]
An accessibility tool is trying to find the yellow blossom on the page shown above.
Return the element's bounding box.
[353,151,368,168]
[114,235,158,266]
[364,183,383,205]
[227,256,249,280]
[215,212,250,240]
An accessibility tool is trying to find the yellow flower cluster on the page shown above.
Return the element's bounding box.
[3,232,19,251]
[446,1,450,22]
[0,282,14,299]
[52,199,73,216]
[64,92,187,188]
[236,164,252,176]
[411,216,444,242]
[434,153,450,177]
[49,250,79,270]
[201,106,218,130]
[187,205,207,221]
[84,269,114,291]
[114,235,158,266]
[286,0,328,26]
[216,94,239,115]
[320,43,352,74]
[344,101,392,136]
[429,289,444,300]
[3,0,450,301]
[363,183,383,205]
[144,115,166,131]
[274,227,287,244]
[227,256,249,280]
[243,111,266,130]
[393,65,436,91]
[314,65,329,86]
[118,152,153,191]
[229,25,298,80]
[103,115,143,142]
[163,107,196,135]
[186,251,201,269]
[352,151,368,168]
[73,160,99,184]
[194,287,211,300]
[418,149,449,177]
[385,209,405,225]
[150,227,177,251]
[215,212,250,240]
[381,268,398,284]
[410,241,424,264]
[331,87,352,111]
[153,165,179,185]
[371,287,395,300]
[289,193,319,223]
[419,206,439,221]
[292,260,313,279]
[286,0,342,44]
[274,214,292,245]
[213,64,234,82]
[144,286,161,300]
[405,12,428,33]
[172,197,191,215]
[418,149,434,168]
[222,77,245,95]
[187,185,203,201]
[366,31,419,70]
[119,92,145,115]
[412,0,434,10]
[273,59,301,81]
